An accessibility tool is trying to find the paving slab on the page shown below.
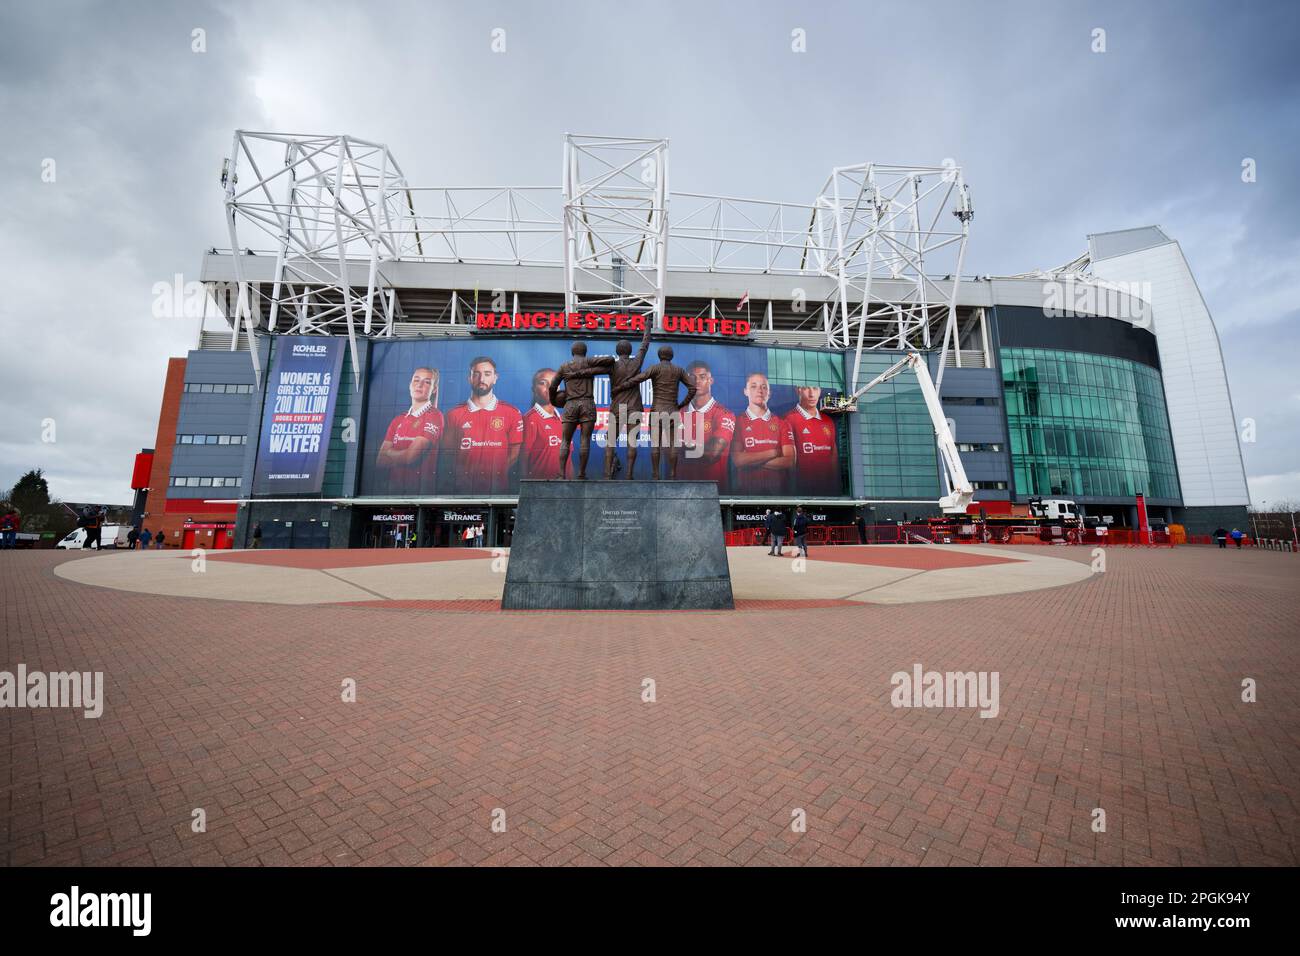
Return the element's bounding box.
[4,546,1298,866]
[51,544,1090,607]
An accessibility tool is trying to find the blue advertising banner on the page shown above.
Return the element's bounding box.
[360,337,847,497]
[252,337,346,494]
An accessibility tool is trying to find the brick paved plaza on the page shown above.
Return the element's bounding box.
[2,545,1297,866]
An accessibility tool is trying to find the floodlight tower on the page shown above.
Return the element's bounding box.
[813,163,973,392]
[562,135,669,329]
[221,131,413,385]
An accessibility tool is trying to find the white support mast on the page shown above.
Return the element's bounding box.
[561,134,669,329]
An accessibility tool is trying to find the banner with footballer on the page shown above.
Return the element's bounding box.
[252,336,346,494]
[360,338,847,497]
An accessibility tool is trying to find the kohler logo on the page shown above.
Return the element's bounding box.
[291,343,328,356]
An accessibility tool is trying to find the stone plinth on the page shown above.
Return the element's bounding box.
[502,479,734,610]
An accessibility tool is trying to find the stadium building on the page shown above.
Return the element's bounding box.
[132,132,1249,549]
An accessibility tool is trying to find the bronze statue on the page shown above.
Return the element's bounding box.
[602,320,654,479]
[550,343,614,479]
[630,345,697,480]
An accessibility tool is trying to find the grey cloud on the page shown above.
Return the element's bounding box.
[1,0,1295,501]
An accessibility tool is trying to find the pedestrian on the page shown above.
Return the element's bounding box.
[394,526,405,549]
[792,506,810,558]
[251,522,263,549]
[474,523,484,548]
[155,530,166,549]
[127,526,139,550]
[762,509,773,548]
[1213,527,1227,549]
[83,508,101,550]
[0,510,17,549]
[769,509,789,556]
[139,528,153,549]
[855,509,867,545]
[1230,527,1244,549]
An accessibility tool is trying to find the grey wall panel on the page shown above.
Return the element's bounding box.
[183,351,256,383]
[934,366,1002,398]
[994,306,1161,369]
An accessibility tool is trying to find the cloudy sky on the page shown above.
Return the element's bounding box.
[2,0,1297,506]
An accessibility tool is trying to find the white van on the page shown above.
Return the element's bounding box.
[56,525,129,550]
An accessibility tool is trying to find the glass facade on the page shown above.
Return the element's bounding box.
[855,353,940,499]
[763,347,844,390]
[1001,348,1179,501]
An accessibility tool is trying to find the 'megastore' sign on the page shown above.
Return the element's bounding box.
[475,312,751,339]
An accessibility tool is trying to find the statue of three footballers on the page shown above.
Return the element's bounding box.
[549,324,696,480]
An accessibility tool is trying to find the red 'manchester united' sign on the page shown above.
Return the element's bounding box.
[475,312,752,339]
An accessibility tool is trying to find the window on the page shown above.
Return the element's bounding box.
[944,397,1000,407]
[185,382,254,394]
[175,433,248,445]
[171,475,242,488]
[957,442,1003,453]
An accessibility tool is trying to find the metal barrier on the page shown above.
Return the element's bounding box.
[720,523,1231,549]
[1182,534,1298,551]
[724,524,942,547]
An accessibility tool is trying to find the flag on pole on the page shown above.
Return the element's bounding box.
[736,291,749,311]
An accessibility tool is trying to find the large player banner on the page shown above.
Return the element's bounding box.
[252,337,346,494]
[360,338,847,498]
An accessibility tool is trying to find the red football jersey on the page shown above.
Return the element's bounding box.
[442,397,523,494]
[730,409,795,494]
[677,397,736,490]
[380,403,443,491]
[522,404,565,479]
[785,405,840,496]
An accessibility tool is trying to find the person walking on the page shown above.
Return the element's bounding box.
[0,510,18,549]
[155,530,166,549]
[139,528,152,549]
[792,506,811,558]
[762,509,773,549]
[1213,527,1228,549]
[473,523,484,548]
[855,509,867,545]
[83,508,102,550]
[769,509,789,557]
[1230,527,1244,549]
[126,526,139,550]
[251,522,263,549]
[394,526,405,549]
